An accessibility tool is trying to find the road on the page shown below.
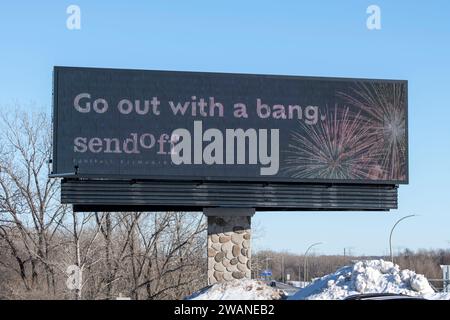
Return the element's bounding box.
[264,281,300,297]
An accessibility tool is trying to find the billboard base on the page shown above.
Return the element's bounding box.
[204,208,255,284]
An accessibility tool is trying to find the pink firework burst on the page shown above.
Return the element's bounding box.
[282,106,380,180]
[337,82,407,180]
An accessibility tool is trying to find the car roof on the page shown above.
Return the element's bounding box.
[344,293,424,300]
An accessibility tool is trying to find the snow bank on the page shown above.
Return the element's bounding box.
[186,279,285,300]
[289,259,449,300]
[185,260,449,300]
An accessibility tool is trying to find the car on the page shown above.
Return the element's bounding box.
[344,293,425,300]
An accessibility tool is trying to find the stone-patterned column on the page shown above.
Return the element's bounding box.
[204,208,254,285]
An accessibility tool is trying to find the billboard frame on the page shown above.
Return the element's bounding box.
[51,66,408,186]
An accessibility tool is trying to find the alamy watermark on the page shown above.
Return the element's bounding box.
[66,265,82,291]
[366,5,381,30]
[66,5,81,30]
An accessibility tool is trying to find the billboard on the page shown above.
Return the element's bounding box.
[52,67,408,184]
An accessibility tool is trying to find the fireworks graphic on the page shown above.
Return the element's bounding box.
[282,106,380,180]
[337,82,407,180]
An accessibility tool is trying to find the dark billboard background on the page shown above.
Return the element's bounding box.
[52,67,408,184]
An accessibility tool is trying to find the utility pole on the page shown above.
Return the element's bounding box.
[254,256,258,280]
[344,247,355,258]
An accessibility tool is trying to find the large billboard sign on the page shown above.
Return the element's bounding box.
[52,67,407,184]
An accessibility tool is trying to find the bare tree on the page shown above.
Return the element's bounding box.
[0,108,209,300]
[0,109,65,297]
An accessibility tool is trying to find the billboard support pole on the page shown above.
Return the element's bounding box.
[204,208,255,284]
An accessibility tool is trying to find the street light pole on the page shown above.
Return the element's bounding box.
[389,215,416,263]
[265,257,272,280]
[303,242,323,282]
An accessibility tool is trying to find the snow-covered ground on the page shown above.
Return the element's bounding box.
[186,279,285,300]
[186,260,450,300]
[289,259,450,300]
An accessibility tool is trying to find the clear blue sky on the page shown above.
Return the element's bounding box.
[1,1,450,256]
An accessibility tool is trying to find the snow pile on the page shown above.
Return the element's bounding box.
[289,259,450,300]
[187,279,285,300]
